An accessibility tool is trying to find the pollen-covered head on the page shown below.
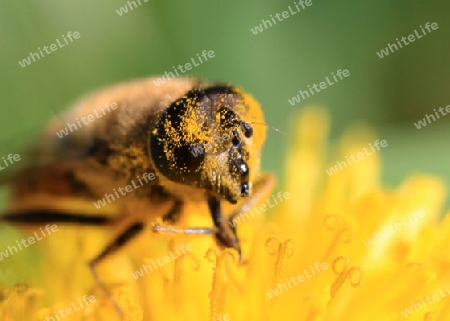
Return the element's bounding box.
[149,85,266,204]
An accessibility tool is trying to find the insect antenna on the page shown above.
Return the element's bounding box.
[249,122,287,136]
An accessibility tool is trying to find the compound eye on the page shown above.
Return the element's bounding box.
[151,129,205,182]
[150,95,207,184]
[173,143,205,169]
[151,131,206,183]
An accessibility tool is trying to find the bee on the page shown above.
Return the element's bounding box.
[0,77,274,310]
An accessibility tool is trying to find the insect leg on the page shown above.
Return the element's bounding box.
[2,210,140,316]
[89,221,144,317]
[161,199,182,224]
[208,195,241,257]
[1,210,111,225]
[151,223,217,235]
[89,221,144,267]
[154,175,275,261]
[153,199,217,235]
[223,174,276,261]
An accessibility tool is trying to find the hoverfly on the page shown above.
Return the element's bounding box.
[0,77,274,312]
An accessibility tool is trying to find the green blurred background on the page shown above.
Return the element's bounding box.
[0,0,449,200]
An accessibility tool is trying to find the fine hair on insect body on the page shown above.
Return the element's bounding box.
[0,76,275,315]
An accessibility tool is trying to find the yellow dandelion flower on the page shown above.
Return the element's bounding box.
[2,107,450,321]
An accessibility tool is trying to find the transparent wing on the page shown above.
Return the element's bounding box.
[0,122,109,188]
